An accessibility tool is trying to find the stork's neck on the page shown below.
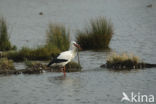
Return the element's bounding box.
[71,47,77,56]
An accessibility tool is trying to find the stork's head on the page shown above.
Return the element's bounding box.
[72,41,82,50]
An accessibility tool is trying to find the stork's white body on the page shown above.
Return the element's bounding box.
[52,50,76,67]
[47,41,79,68]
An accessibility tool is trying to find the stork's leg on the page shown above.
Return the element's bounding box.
[63,66,66,76]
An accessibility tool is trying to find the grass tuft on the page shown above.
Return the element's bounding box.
[0,58,15,70]
[106,53,141,64]
[24,60,81,72]
[76,17,113,50]
[0,17,16,51]
[24,59,34,68]
[24,59,45,69]
[6,23,70,61]
[106,52,142,69]
[46,23,70,51]
[50,61,82,72]
[7,45,60,61]
[66,61,81,69]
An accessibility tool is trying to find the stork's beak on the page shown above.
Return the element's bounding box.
[74,43,82,50]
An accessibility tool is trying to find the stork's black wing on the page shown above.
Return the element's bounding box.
[47,58,68,67]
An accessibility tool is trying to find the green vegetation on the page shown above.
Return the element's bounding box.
[0,59,81,75]
[0,58,15,70]
[66,61,81,72]
[106,52,143,69]
[24,60,47,74]
[0,19,81,74]
[0,17,16,51]
[24,59,81,73]
[49,61,82,72]
[24,59,37,68]
[46,23,70,51]
[6,23,70,61]
[76,17,113,50]
[7,45,60,61]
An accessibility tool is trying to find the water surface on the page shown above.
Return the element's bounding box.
[0,0,156,104]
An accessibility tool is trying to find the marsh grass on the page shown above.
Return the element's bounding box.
[50,61,82,72]
[6,23,71,61]
[24,59,81,72]
[46,24,70,51]
[0,58,15,70]
[24,59,46,69]
[0,17,16,51]
[66,61,81,69]
[106,52,143,69]
[76,17,113,50]
[7,45,60,61]
[24,59,34,67]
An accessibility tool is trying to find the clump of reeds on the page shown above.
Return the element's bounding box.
[106,52,143,69]
[76,17,113,50]
[46,23,70,51]
[0,17,16,51]
[0,58,15,70]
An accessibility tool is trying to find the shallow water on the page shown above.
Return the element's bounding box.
[0,0,156,104]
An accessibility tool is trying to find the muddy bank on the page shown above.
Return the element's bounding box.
[100,63,156,70]
[0,63,81,75]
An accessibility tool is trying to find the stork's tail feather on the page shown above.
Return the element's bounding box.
[47,60,54,67]
[47,59,68,67]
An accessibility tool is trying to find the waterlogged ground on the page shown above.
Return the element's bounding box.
[0,0,156,104]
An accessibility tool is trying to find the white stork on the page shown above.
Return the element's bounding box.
[47,41,81,75]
